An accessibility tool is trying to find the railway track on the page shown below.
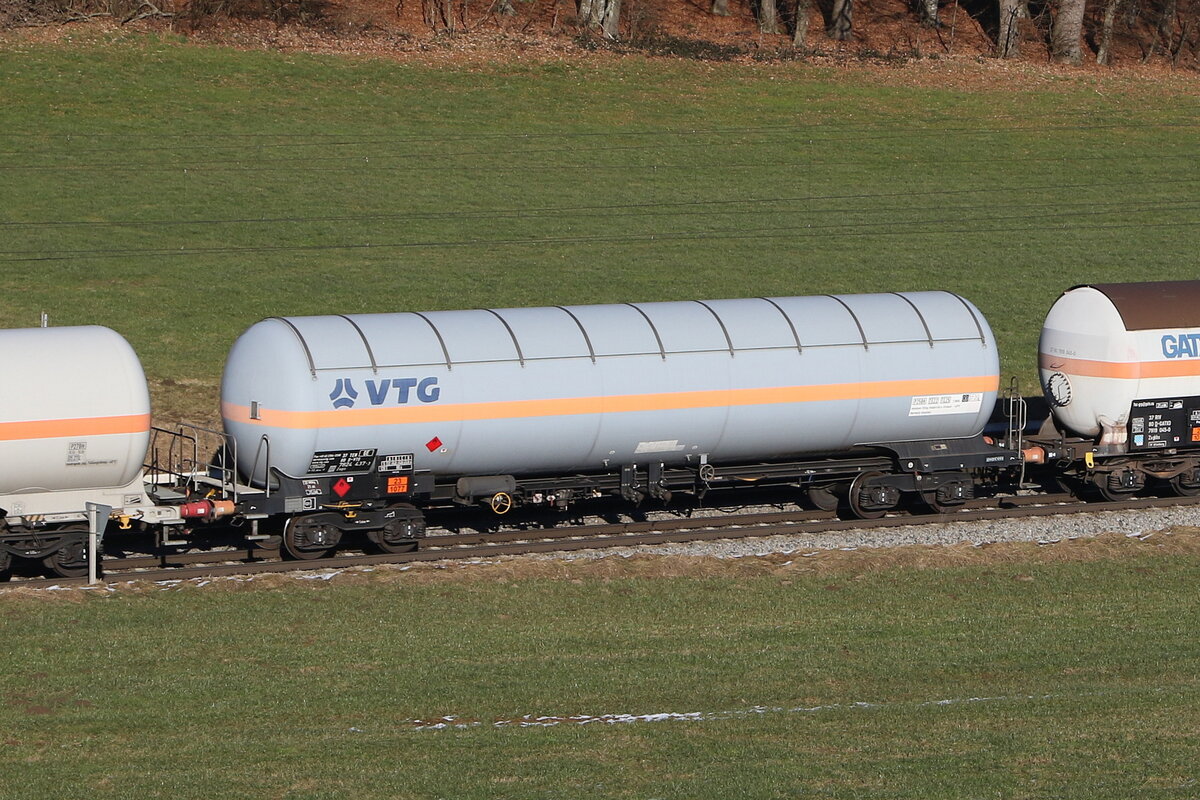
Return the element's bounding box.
[6,491,1196,590]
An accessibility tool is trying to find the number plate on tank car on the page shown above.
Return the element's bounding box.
[307,449,378,474]
[1128,397,1200,450]
[378,453,414,473]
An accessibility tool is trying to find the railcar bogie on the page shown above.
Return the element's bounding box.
[281,513,342,560]
[365,503,425,554]
[0,522,94,578]
[39,525,91,578]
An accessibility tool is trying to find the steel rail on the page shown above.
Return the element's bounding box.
[6,492,1193,589]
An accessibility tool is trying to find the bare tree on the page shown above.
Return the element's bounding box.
[1143,0,1179,60]
[1175,12,1199,65]
[793,0,810,45]
[918,0,940,26]
[996,0,1021,55]
[1051,0,1087,61]
[1096,0,1122,63]
[759,0,779,32]
[423,0,457,31]
[828,0,852,38]
[602,0,620,35]
[579,0,620,37]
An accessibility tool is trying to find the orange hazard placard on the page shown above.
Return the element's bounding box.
[1191,427,1200,443]
[387,476,410,493]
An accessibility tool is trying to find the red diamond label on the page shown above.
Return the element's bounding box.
[332,478,352,497]
[425,436,442,452]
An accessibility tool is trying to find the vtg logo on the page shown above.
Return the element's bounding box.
[329,377,441,409]
[1161,333,1200,359]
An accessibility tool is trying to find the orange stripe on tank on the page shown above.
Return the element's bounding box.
[1038,353,1200,380]
[0,413,151,441]
[222,375,999,430]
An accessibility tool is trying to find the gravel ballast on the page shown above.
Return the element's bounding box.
[528,505,1200,562]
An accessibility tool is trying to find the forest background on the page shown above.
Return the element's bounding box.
[3,0,1198,70]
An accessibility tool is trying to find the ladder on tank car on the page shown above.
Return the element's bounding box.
[1003,378,1030,488]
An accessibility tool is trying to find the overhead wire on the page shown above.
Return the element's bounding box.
[4,116,1195,265]
[2,202,1196,263]
[1,183,1197,229]
[0,110,1196,153]
[2,151,1197,172]
[0,116,1197,166]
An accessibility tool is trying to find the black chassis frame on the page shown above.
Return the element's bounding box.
[1023,419,1200,495]
[231,435,1023,526]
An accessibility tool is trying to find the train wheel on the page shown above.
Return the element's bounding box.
[42,527,90,578]
[847,472,897,520]
[1091,481,1124,502]
[1168,472,1200,497]
[920,490,951,514]
[1053,474,1083,498]
[1086,460,1146,502]
[282,515,342,560]
[806,486,839,512]
[918,478,970,515]
[1090,473,1140,502]
[367,505,425,554]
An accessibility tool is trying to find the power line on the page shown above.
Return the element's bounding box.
[0,113,1195,153]
[1,117,1196,166]
[1,185,1196,229]
[1,151,1195,173]
[3,204,1195,263]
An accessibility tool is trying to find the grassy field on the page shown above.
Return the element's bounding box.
[2,537,1199,798]
[1,35,1199,421]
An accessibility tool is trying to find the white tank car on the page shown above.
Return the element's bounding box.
[0,326,151,504]
[222,292,1000,487]
[1040,282,1200,450]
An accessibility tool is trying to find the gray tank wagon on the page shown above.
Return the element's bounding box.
[220,292,1023,558]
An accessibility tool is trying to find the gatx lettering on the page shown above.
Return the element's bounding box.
[1161,333,1200,359]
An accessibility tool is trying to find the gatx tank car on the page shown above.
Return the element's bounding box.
[3,281,1199,577]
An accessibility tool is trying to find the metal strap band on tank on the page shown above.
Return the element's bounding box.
[410,312,453,371]
[266,317,317,378]
[944,292,987,346]
[822,296,869,350]
[336,315,379,374]
[758,297,803,354]
[889,293,934,348]
[624,303,667,360]
[480,309,526,367]
[693,300,735,357]
[555,306,597,364]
